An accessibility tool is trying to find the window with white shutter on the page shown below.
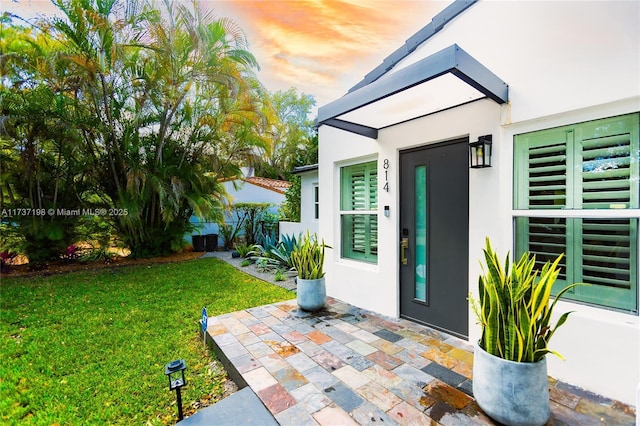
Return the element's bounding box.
[514,113,639,313]
[341,161,378,262]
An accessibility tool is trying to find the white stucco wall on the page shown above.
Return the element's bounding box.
[319,132,384,314]
[222,180,286,208]
[500,98,640,405]
[299,170,320,235]
[320,100,504,319]
[387,0,640,124]
[318,0,639,405]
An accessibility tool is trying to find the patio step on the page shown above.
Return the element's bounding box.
[177,387,278,426]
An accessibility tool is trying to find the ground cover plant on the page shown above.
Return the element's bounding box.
[1,258,292,424]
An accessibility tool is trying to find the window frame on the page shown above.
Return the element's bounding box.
[340,160,378,263]
[513,113,639,314]
[313,183,319,221]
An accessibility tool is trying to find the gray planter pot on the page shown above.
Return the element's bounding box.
[473,342,550,426]
[296,277,326,311]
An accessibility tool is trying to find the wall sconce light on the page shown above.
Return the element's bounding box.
[165,359,187,421]
[469,135,492,168]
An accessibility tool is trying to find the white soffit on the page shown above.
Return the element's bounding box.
[337,73,485,129]
[317,44,509,139]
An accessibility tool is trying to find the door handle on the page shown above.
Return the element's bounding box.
[400,237,409,265]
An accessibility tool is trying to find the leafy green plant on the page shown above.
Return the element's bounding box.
[235,203,272,245]
[274,269,287,282]
[279,233,300,258]
[11,219,77,266]
[235,243,259,258]
[470,238,582,363]
[254,233,277,258]
[258,212,279,244]
[264,242,294,269]
[290,231,329,280]
[279,174,301,222]
[79,246,115,263]
[218,224,237,251]
[253,233,299,270]
[257,232,278,253]
[255,258,275,273]
[240,259,251,267]
[0,222,24,254]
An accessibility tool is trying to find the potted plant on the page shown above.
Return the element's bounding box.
[470,238,581,426]
[290,231,329,311]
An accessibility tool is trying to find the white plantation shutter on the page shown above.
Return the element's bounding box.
[514,113,639,312]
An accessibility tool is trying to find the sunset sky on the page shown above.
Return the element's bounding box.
[4,0,445,109]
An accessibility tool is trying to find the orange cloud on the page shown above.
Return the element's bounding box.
[6,0,443,107]
[212,0,442,106]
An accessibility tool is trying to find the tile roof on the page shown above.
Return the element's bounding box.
[245,177,291,194]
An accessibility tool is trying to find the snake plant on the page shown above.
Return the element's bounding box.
[470,238,581,363]
[290,232,329,280]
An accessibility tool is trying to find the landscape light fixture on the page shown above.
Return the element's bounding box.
[164,359,187,421]
[469,135,493,168]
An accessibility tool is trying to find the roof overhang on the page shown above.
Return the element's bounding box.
[292,164,319,174]
[317,44,509,139]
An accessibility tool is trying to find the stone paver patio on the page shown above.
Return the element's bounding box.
[204,297,636,425]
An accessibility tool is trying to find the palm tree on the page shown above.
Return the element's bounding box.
[0,18,97,263]
[46,0,265,257]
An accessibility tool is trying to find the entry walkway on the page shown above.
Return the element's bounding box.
[203,297,635,425]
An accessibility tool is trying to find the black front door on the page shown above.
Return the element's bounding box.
[399,139,469,338]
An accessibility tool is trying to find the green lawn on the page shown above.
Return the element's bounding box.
[0,258,293,425]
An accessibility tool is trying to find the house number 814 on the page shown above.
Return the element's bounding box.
[383,159,389,192]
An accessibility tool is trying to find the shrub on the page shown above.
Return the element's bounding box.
[279,174,301,222]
